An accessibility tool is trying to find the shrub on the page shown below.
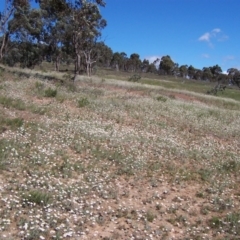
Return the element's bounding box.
[0,96,26,110]
[44,87,57,97]
[156,95,167,102]
[146,210,155,222]
[22,190,52,206]
[77,97,89,108]
[35,81,44,91]
[128,74,141,82]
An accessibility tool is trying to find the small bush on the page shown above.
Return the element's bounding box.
[156,95,167,102]
[0,96,26,110]
[44,87,57,97]
[35,81,45,91]
[209,216,222,228]
[77,97,89,108]
[5,117,24,129]
[0,139,11,170]
[22,190,52,206]
[128,74,141,82]
[146,210,155,222]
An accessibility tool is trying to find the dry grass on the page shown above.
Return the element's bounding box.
[0,67,240,239]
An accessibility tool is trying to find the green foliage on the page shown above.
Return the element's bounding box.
[22,190,52,206]
[0,139,9,170]
[156,95,167,102]
[225,212,240,234]
[0,95,26,110]
[0,117,24,131]
[207,84,227,95]
[146,210,155,222]
[77,97,89,108]
[128,74,141,82]
[218,159,240,173]
[44,87,57,97]
[35,81,45,91]
[198,168,212,182]
[209,216,222,228]
[159,55,175,75]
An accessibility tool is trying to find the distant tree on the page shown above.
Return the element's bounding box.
[209,64,222,81]
[172,63,179,77]
[179,65,188,78]
[202,67,213,81]
[193,69,202,80]
[227,68,240,87]
[187,65,195,79]
[141,59,149,72]
[159,55,174,75]
[82,38,102,77]
[96,42,113,67]
[120,52,128,71]
[128,53,141,72]
[141,59,158,73]
[147,63,157,73]
[111,52,123,71]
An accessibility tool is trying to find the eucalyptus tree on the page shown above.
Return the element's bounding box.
[187,65,195,79]
[68,0,107,78]
[202,67,213,81]
[128,53,141,72]
[141,59,149,72]
[111,52,127,71]
[209,64,222,81]
[159,55,174,75]
[37,0,71,71]
[120,52,128,71]
[172,63,180,77]
[193,68,202,80]
[179,65,188,78]
[0,0,30,61]
[96,41,113,67]
[227,68,240,87]
[7,2,44,67]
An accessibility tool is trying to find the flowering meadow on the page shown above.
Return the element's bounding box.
[0,68,240,239]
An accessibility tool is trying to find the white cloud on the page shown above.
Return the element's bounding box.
[212,28,221,34]
[198,32,211,42]
[198,28,228,47]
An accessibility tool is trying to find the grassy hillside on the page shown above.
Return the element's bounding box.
[0,66,240,239]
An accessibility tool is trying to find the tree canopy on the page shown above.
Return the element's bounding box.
[0,0,239,86]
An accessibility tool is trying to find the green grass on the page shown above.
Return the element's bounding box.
[0,95,26,110]
[0,64,239,239]
[44,87,57,98]
[77,97,89,107]
[22,190,52,206]
[0,116,24,131]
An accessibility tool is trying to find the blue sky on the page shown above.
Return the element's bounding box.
[100,0,240,73]
[0,0,239,72]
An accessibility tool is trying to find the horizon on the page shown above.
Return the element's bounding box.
[0,0,240,73]
[100,0,240,73]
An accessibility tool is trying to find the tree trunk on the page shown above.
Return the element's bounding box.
[116,63,119,72]
[55,56,60,71]
[73,53,81,82]
[0,33,8,61]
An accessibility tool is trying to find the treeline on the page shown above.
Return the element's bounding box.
[0,0,239,87]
